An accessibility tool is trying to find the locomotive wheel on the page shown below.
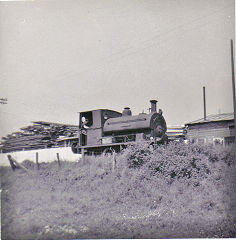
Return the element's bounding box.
[71,142,80,154]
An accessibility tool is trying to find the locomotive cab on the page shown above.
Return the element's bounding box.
[78,109,121,147]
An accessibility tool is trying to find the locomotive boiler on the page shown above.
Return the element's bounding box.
[72,100,168,154]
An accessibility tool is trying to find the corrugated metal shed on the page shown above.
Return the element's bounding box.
[185,113,235,145]
[186,113,234,125]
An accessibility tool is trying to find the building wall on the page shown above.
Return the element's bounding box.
[186,121,235,145]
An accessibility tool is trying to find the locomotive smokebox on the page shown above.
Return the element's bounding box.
[122,107,132,116]
[150,100,158,113]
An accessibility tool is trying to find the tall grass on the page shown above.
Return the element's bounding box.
[1,142,236,239]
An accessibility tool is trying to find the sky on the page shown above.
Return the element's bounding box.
[0,0,235,138]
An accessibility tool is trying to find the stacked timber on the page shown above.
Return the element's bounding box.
[0,121,78,153]
[166,125,186,141]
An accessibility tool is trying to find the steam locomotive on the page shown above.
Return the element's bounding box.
[72,100,168,154]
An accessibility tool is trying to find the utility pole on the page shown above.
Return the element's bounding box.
[231,39,236,140]
[203,86,206,120]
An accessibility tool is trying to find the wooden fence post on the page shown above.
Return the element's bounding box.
[36,152,39,170]
[81,148,85,164]
[7,155,29,172]
[112,151,116,172]
[56,153,61,167]
[8,155,16,171]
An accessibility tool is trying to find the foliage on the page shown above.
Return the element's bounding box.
[1,142,236,239]
[125,142,235,184]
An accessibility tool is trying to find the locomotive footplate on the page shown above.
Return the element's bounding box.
[77,140,154,155]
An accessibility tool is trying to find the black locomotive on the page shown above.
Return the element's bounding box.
[72,100,168,155]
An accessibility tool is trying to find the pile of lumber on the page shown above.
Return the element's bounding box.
[0,121,78,153]
[166,125,186,141]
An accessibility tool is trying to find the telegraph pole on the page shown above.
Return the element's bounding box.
[231,39,236,140]
[203,86,206,120]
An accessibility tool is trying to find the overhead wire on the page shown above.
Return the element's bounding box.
[1,3,234,119]
[18,2,232,108]
[46,2,234,84]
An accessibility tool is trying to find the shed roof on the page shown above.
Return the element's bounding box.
[185,113,234,125]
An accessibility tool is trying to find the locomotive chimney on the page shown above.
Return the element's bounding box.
[150,100,158,113]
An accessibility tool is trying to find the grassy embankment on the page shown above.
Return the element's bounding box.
[1,142,236,239]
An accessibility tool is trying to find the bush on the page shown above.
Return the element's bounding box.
[1,142,236,239]
[124,142,235,184]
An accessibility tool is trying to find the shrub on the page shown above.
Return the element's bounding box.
[1,142,236,239]
[124,141,235,184]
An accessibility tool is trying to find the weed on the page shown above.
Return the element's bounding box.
[1,142,236,239]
